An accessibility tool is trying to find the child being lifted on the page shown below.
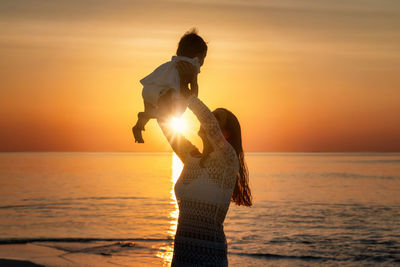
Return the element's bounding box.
[132,29,208,143]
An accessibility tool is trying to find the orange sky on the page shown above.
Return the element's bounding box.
[0,0,399,152]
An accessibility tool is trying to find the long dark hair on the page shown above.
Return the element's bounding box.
[214,108,252,207]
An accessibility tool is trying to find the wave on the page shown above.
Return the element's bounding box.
[21,196,151,202]
[0,203,72,210]
[321,172,399,179]
[0,196,170,209]
[232,252,399,262]
[0,237,172,245]
[2,239,398,263]
[339,159,400,164]
[233,252,335,261]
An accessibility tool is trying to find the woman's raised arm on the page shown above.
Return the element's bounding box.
[176,61,230,152]
[157,115,200,163]
[186,94,229,152]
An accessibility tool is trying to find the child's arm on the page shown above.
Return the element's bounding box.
[190,74,199,97]
[177,60,198,96]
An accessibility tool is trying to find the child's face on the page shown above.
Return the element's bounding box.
[197,50,207,66]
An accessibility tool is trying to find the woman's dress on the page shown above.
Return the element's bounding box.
[158,95,239,266]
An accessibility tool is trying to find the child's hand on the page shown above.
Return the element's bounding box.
[190,75,199,96]
[176,61,197,98]
[176,61,196,86]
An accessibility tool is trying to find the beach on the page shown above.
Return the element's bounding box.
[0,258,44,267]
[0,240,167,266]
[0,152,399,266]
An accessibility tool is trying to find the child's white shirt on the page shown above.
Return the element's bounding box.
[140,56,200,108]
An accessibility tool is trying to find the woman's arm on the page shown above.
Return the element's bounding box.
[176,61,230,152]
[185,93,229,152]
[157,114,200,163]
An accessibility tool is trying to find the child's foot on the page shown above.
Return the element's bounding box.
[132,125,144,143]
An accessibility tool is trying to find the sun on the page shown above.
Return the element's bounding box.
[169,117,187,133]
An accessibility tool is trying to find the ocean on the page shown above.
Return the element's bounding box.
[0,152,399,266]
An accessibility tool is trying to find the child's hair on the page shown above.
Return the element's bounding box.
[176,28,208,58]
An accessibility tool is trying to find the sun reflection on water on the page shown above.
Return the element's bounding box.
[156,152,182,266]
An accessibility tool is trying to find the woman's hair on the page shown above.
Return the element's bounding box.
[176,28,208,58]
[214,108,252,207]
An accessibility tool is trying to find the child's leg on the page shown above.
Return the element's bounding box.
[132,102,156,143]
[132,114,145,143]
[135,112,149,131]
[143,102,158,121]
[157,89,174,115]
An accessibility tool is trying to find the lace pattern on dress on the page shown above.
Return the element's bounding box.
[158,95,239,267]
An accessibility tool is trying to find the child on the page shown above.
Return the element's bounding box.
[132,29,208,143]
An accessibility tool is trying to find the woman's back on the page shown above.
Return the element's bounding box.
[173,146,238,266]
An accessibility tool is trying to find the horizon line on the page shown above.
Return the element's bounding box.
[1,151,399,154]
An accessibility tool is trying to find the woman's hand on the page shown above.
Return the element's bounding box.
[176,61,197,98]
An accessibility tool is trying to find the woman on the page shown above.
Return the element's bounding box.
[157,61,252,266]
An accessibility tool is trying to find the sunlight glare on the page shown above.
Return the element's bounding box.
[172,152,183,184]
[169,117,187,133]
[156,153,181,266]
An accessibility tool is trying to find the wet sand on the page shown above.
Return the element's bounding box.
[0,241,167,267]
[0,259,44,267]
[0,243,69,267]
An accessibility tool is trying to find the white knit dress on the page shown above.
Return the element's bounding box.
[158,95,239,266]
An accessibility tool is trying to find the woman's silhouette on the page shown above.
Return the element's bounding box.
[157,61,252,266]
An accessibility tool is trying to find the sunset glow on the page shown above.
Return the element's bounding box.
[0,0,399,152]
[169,117,187,134]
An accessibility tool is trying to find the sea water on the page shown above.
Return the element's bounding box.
[0,152,399,266]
